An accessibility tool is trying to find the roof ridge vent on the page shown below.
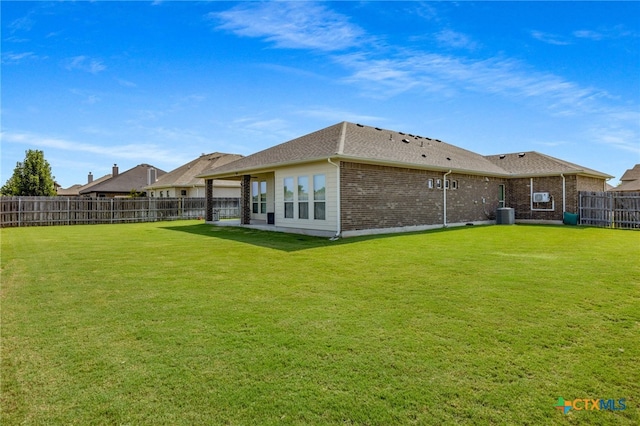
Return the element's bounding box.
[435,139,442,142]
[518,152,526,157]
[499,154,506,159]
[375,127,382,131]
[356,123,364,127]
[402,138,410,143]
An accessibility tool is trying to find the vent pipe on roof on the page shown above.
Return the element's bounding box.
[88,172,93,184]
[148,168,157,185]
[112,164,119,177]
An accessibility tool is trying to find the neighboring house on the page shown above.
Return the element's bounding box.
[57,172,112,196]
[79,164,166,198]
[199,122,612,237]
[609,164,640,192]
[145,152,243,198]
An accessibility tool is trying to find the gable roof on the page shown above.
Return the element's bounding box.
[611,164,640,191]
[146,153,243,190]
[484,152,612,178]
[57,184,83,196]
[620,164,640,182]
[57,174,113,196]
[79,164,166,194]
[200,121,507,178]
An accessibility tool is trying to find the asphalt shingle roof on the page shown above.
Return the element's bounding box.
[79,164,166,194]
[201,122,507,177]
[484,152,612,178]
[147,153,243,189]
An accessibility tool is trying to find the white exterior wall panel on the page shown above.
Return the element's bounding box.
[274,161,338,233]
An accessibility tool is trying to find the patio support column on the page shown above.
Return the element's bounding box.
[240,175,251,225]
[205,179,213,221]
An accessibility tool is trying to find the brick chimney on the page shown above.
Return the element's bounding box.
[112,164,119,177]
[88,172,93,183]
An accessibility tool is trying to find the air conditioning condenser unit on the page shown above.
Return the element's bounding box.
[533,192,550,203]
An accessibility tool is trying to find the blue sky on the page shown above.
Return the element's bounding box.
[2,1,639,188]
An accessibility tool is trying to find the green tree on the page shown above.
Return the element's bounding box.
[1,149,57,196]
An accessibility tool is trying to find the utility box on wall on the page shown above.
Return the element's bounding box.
[496,207,515,225]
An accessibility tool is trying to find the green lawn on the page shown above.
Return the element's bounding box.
[1,221,638,425]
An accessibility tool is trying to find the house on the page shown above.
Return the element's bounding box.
[57,172,112,196]
[79,164,166,198]
[485,151,610,221]
[145,152,243,198]
[609,164,640,192]
[198,121,612,237]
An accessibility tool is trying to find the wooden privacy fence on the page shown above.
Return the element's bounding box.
[0,197,240,228]
[579,191,640,229]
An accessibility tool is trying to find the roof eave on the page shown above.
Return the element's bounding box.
[508,170,613,179]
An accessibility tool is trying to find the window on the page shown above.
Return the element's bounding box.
[498,184,505,208]
[167,190,171,197]
[160,191,163,198]
[260,181,267,214]
[436,179,442,189]
[298,176,309,219]
[452,180,458,190]
[445,180,450,189]
[313,174,326,220]
[252,181,259,214]
[284,177,294,218]
[181,190,187,196]
[427,179,433,189]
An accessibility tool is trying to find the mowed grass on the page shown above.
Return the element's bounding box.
[1,222,638,425]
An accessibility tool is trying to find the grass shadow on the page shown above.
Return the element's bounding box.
[160,222,498,252]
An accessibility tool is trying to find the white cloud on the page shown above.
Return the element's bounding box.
[2,51,38,64]
[64,55,106,74]
[530,30,571,46]
[296,107,383,124]
[436,29,478,50]
[337,50,609,115]
[116,78,137,88]
[0,131,184,165]
[211,2,365,51]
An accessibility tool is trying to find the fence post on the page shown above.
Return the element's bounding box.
[111,198,114,224]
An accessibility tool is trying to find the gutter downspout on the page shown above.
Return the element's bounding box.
[443,170,452,227]
[328,158,341,240]
[560,174,566,214]
[530,177,534,213]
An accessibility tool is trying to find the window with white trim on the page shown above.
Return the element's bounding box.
[259,181,267,214]
[298,176,309,219]
[313,174,326,220]
[284,177,294,218]
[252,181,259,213]
[427,179,434,189]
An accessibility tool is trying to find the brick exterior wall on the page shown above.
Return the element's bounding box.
[240,175,251,225]
[339,162,506,231]
[506,175,606,220]
[205,179,213,221]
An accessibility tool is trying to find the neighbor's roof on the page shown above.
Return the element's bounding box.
[610,164,640,191]
[57,184,82,196]
[57,174,112,196]
[146,152,243,189]
[199,121,507,178]
[79,164,166,194]
[484,152,613,178]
